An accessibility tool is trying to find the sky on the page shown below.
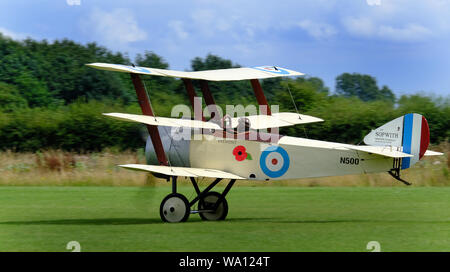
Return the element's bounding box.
[1,0,450,96]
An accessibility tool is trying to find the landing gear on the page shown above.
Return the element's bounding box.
[389,158,412,186]
[198,191,228,221]
[160,193,190,223]
[158,176,236,223]
[190,177,235,221]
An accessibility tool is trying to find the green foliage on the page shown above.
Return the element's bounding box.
[396,94,449,143]
[0,82,28,112]
[14,72,58,107]
[0,101,144,152]
[0,36,135,105]
[301,97,397,144]
[0,34,448,152]
[191,54,240,71]
[336,73,395,103]
[272,78,328,113]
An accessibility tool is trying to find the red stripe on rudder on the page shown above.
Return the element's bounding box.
[419,116,430,159]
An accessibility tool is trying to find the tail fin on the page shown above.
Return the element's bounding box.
[363,113,430,169]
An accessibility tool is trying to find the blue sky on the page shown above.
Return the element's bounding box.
[1,0,450,96]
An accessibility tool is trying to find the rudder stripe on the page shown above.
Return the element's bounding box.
[401,113,413,169]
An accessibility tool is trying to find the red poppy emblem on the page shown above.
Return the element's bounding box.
[232,145,252,161]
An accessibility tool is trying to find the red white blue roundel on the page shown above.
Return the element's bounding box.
[119,64,151,74]
[259,146,290,178]
[252,66,290,75]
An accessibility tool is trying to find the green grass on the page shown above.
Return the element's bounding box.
[0,186,449,252]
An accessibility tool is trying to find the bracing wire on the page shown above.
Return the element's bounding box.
[286,82,309,138]
[286,83,300,118]
[142,79,157,122]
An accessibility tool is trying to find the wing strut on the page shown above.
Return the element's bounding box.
[250,79,274,133]
[200,80,220,120]
[250,79,271,115]
[130,74,168,166]
[182,79,205,121]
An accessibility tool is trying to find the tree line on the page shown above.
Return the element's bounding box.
[0,34,448,152]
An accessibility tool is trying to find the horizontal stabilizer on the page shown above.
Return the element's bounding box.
[347,145,413,158]
[231,112,323,130]
[103,113,221,130]
[278,137,415,158]
[424,150,444,156]
[119,164,245,179]
[87,63,303,81]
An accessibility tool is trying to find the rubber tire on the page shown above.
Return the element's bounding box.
[160,193,190,223]
[198,191,228,221]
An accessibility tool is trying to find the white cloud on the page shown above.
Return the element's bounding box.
[83,8,147,46]
[297,20,337,39]
[379,24,432,42]
[342,17,376,37]
[342,17,432,42]
[168,20,189,40]
[190,9,216,37]
[0,27,28,40]
[190,9,238,38]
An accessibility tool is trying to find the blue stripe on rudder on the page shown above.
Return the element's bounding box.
[401,113,413,169]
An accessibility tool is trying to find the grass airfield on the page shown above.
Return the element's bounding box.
[0,186,449,252]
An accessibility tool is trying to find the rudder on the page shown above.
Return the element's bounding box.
[363,113,430,169]
[400,113,429,169]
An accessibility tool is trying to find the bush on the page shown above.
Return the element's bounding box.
[0,101,145,152]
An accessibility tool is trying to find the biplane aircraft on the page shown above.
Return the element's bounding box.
[87,63,443,223]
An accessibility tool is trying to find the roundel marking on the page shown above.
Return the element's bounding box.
[119,64,151,74]
[259,146,290,178]
[252,66,290,75]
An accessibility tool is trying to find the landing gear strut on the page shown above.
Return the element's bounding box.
[159,176,236,223]
[388,158,412,186]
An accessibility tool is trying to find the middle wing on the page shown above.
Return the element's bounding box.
[231,112,323,129]
[120,164,245,179]
[103,112,221,130]
[105,112,323,130]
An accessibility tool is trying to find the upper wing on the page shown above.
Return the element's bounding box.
[119,164,245,179]
[103,112,221,130]
[231,112,323,130]
[86,63,303,81]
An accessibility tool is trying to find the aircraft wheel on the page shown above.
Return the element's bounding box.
[160,193,190,223]
[199,191,228,221]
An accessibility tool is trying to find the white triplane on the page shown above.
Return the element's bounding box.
[87,63,443,223]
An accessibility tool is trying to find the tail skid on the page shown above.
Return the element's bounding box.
[388,158,411,186]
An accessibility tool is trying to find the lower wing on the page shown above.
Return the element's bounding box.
[119,164,245,179]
